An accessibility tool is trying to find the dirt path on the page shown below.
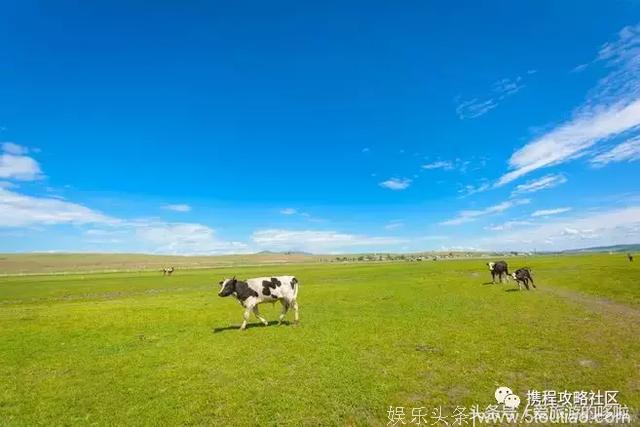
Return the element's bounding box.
[541,285,640,322]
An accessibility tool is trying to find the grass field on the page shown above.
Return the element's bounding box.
[1,254,639,425]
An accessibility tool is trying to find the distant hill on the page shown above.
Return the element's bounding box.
[0,252,329,275]
[562,244,640,253]
[255,250,313,256]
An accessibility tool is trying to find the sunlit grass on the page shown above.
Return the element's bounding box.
[0,255,638,425]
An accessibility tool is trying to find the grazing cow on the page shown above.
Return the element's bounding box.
[511,267,536,291]
[162,267,175,276]
[628,253,634,262]
[487,261,509,283]
[218,275,299,330]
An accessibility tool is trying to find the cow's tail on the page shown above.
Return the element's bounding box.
[292,277,299,299]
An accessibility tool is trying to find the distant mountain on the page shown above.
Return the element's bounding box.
[254,250,314,256]
[562,244,640,253]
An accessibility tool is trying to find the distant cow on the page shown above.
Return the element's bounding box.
[628,253,634,262]
[162,267,175,276]
[218,275,299,330]
[511,267,536,291]
[487,261,509,283]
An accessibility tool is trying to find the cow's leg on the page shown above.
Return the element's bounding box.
[240,306,252,331]
[292,300,299,325]
[252,305,269,326]
[491,272,496,284]
[523,278,530,290]
[530,276,536,289]
[278,300,289,325]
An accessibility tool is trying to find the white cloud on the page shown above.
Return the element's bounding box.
[1,142,29,155]
[590,135,640,167]
[456,76,526,119]
[0,186,247,255]
[497,100,640,185]
[134,222,247,255]
[440,199,530,226]
[162,204,192,212]
[280,208,298,215]
[0,154,43,181]
[531,207,572,217]
[456,98,498,119]
[422,160,454,170]
[459,182,491,197]
[252,229,406,252]
[0,188,114,227]
[474,206,640,251]
[384,220,404,230]
[379,178,412,190]
[592,23,640,106]
[484,220,533,231]
[512,174,567,195]
[497,23,640,186]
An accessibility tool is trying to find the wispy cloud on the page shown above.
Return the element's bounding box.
[440,199,531,226]
[456,76,526,119]
[484,220,533,231]
[512,174,567,195]
[590,135,640,167]
[0,143,43,181]
[459,182,491,197]
[280,208,298,215]
[384,220,404,230]
[474,206,640,251]
[251,229,406,252]
[422,160,454,170]
[0,188,114,227]
[531,207,572,217]
[497,23,640,186]
[1,142,29,155]
[162,204,192,212]
[0,185,248,254]
[134,222,247,255]
[379,178,412,191]
[497,100,640,186]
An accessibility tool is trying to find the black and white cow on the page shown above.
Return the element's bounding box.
[511,267,535,290]
[628,253,634,262]
[162,266,175,276]
[486,261,509,283]
[218,276,299,330]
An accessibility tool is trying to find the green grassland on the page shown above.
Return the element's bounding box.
[0,254,639,425]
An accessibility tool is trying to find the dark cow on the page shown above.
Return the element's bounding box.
[486,261,509,283]
[628,253,634,262]
[511,267,536,291]
[162,266,175,276]
[218,275,299,330]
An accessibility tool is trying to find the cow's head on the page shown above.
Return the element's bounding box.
[218,276,237,297]
[511,272,517,280]
[487,262,495,271]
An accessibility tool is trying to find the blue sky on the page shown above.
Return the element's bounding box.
[1,1,640,254]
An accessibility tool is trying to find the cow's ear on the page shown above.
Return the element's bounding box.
[231,276,236,283]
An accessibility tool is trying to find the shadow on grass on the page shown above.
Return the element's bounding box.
[213,320,290,333]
